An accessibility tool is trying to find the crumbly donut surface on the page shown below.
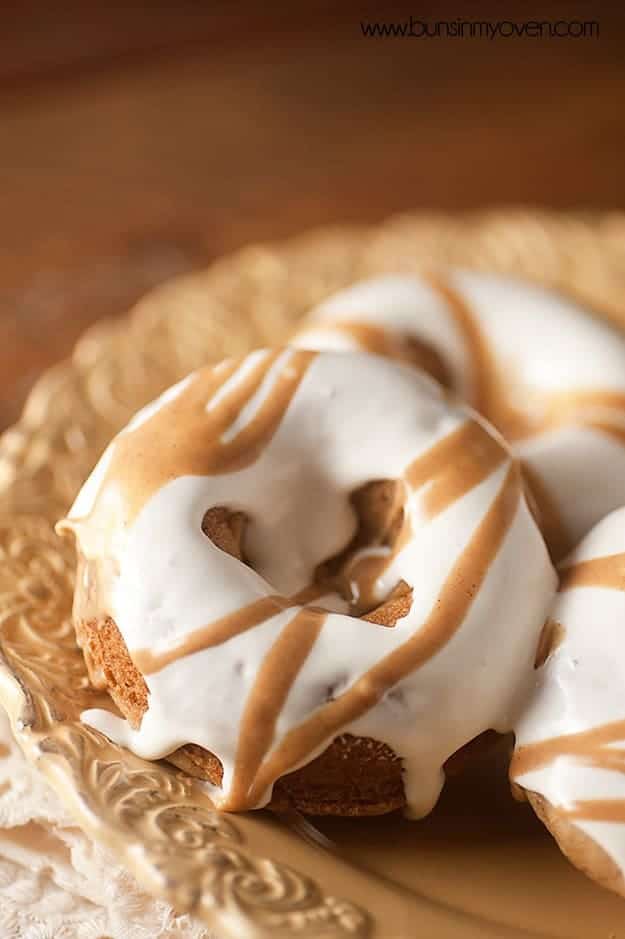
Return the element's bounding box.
[527,791,625,899]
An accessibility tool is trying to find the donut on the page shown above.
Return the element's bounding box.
[511,507,625,897]
[292,273,625,560]
[57,348,556,816]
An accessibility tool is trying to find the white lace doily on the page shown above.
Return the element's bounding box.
[0,710,212,939]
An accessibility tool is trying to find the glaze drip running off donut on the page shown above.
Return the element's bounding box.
[292,273,625,560]
[59,349,555,815]
[512,507,625,897]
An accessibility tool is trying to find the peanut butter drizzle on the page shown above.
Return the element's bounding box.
[133,596,291,675]
[405,419,507,518]
[559,552,625,592]
[133,582,328,676]
[226,606,328,809]
[587,420,625,446]
[564,799,625,823]
[543,389,625,417]
[520,396,625,447]
[425,274,506,429]
[135,419,507,681]
[244,462,521,807]
[62,349,316,544]
[511,719,625,794]
[424,275,625,560]
[427,275,625,447]
[313,320,452,388]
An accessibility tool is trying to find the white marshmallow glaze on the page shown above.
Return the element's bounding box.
[513,507,625,875]
[512,508,625,872]
[292,273,625,546]
[64,349,556,814]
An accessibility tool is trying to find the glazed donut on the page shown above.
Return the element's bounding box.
[512,507,625,898]
[58,348,555,816]
[292,273,625,559]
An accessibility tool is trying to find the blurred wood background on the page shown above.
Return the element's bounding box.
[2,0,625,428]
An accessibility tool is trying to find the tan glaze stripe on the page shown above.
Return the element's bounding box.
[428,274,625,444]
[133,596,291,675]
[559,552,625,592]
[288,583,330,606]
[225,607,328,809]
[543,389,625,416]
[425,273,625,561]
[511,718,625,783]
[302,320,452,388]
[244,462,521,808]
[406,420,507,520]
[524,400,625,445]
[425,273,513,432]
[422,275,565,562]
[132,582,330,676]
[511,391,625,441]
[586,419,625,447]
[564,799,625,823]
[61,349,317,544]
[56,356,239,545]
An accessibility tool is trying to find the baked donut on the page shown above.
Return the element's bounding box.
[58,348,556,816]
[292,273,625,560]
[512,507,625,897]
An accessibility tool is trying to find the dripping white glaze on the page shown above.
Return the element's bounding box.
[60,349,556,813]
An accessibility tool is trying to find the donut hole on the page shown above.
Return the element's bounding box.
[314,479,413,626]
[314,480,402,583]
[201,487,413,628]
[201,506,249,562]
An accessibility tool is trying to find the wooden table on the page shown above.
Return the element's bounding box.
[2,1,625,429]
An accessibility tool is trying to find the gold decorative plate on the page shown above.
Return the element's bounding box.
[2,211,625,939]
